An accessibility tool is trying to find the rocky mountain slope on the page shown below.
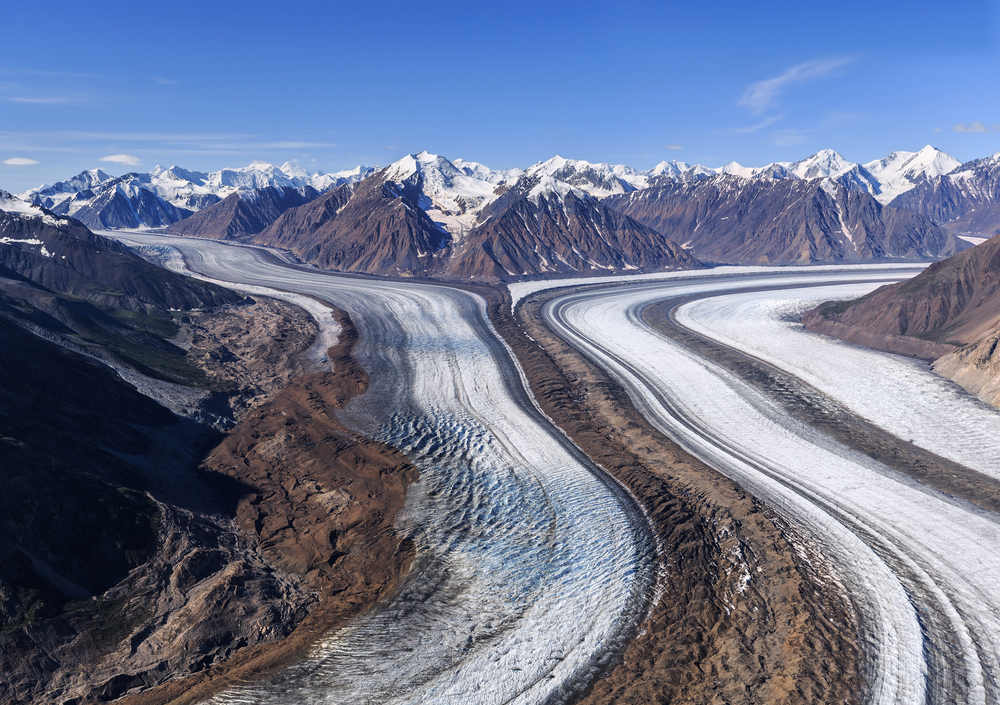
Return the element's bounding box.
[50,173,194,230]
[803,233,1000,405]
[0,193,419,703]
[165,185,320,240]
[254,173,450,276]
[0,192,238,313]
[889,152,1000,238]
[250,159,701,279]
[606,175,964,265]
[447,174,700,278]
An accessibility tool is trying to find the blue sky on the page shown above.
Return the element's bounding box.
[2,0,999,191]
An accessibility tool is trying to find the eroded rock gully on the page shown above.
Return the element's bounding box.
[468,282,863,705]
[174,296,323,423]
[111,305,417,705]
[0,299,417,705]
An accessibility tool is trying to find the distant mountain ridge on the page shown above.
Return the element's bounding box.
[15,145,963,232]
[18,162,376,232]
[246,159,701,279]
[889,153,1000,239]
[605,175,964,265]
[11,145,995,278]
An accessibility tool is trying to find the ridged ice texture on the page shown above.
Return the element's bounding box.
[108,232,658,705]
[675,288,1000,478]
[543,271,1000,705]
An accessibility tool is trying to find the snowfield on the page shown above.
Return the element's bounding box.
[539,270,1000,705]
[107,232,658,705]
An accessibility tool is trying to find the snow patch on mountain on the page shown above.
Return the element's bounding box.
[2,190,49,217]
[523,156,652,197]
[1,190,70,229]
[527,175,591,206]
[382,151,503,238]
[864,146,962,204]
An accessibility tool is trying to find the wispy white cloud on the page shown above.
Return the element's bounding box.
[6,96,77,105]
[740,58,856,114]
[726,115,784,134]
[952,122,1000,133]
[0,131,338,158]
[101,153,142,166]
[3,157,39,166]
[0,67,100,79]
[665,144,682,150]
[771,129,811,147]
[154,77,178,86]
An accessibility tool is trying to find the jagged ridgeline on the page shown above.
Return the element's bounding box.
[13,146,1000,276]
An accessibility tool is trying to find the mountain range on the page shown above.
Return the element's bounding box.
[606,175,963,265]
[12,145,1000,278]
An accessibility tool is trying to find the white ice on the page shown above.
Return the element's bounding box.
[106,232,659,705]
[542,271,1000,704]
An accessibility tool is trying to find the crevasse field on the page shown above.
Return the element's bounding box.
[114,233,658,705]
[111,233,1000,705]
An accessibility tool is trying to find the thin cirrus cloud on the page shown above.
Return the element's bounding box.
[739,57,856,115]
[665,144,682,150]
[953,122,1000,133]
[771,129,812,147]
[0,131,337,158]
[3,157,39,166]
[100,153,142,166]
[6,96,77,104]
[727,115,784,135]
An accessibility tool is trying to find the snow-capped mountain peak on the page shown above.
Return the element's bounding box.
[648,160,689,177]
[1,190,48,217]
[523,156,649,197]
[863,145,961,203]
[526,175,591,206]
[381,152,499,237]
[279,161,310,180]
[717,161,757,178]
[207,162,301,191]
[17,169,113,209]
[150,165,210,186]
[788,149,856,180]
[452,158,522,185]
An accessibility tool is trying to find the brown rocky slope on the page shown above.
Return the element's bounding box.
[889,152,1000,237]
[606,174,966,265]
[0,272,419,703]
[165,185,319,241]
[445,175,701,279]
[114,309,418,705]
[803,233,1000,406]
[225,168,703,280]
[254,173,449,276]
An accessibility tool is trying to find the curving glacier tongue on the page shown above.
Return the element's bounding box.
[110,233,659,705]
